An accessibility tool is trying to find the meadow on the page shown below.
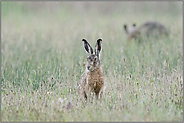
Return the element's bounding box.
[1,2,183,122]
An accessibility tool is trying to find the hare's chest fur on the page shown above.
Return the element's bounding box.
[80,67,104,94]
[86,68,104,91]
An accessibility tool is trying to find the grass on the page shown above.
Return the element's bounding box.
[1,2,183,122]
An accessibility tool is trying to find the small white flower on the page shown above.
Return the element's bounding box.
[58,98,64,103]
[57,98,67,104]
[47,91,52,94]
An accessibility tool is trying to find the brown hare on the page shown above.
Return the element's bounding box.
[78,39,104,101]
[124,21,168,41]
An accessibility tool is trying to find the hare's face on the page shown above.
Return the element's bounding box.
[86,54,100,72]
[124,23,136,35]
[82,38,102,72]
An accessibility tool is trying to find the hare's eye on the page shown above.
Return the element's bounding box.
[94,58,97,61]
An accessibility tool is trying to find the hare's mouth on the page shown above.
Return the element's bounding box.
[87,66,95,71]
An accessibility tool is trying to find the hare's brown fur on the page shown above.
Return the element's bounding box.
[78,39,104,101]
[79,67,104,100]
[124,21,168,41]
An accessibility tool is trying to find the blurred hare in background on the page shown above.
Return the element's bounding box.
[124,21,168,41]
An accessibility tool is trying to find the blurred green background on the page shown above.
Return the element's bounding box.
[1,1,183,122]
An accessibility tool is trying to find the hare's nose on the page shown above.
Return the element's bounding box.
[87,66,90,70]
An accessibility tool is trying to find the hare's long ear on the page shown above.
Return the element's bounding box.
[124,24,128,34]
[95,39,102,57]
[82,39,93,54]
[133,23,136,27]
